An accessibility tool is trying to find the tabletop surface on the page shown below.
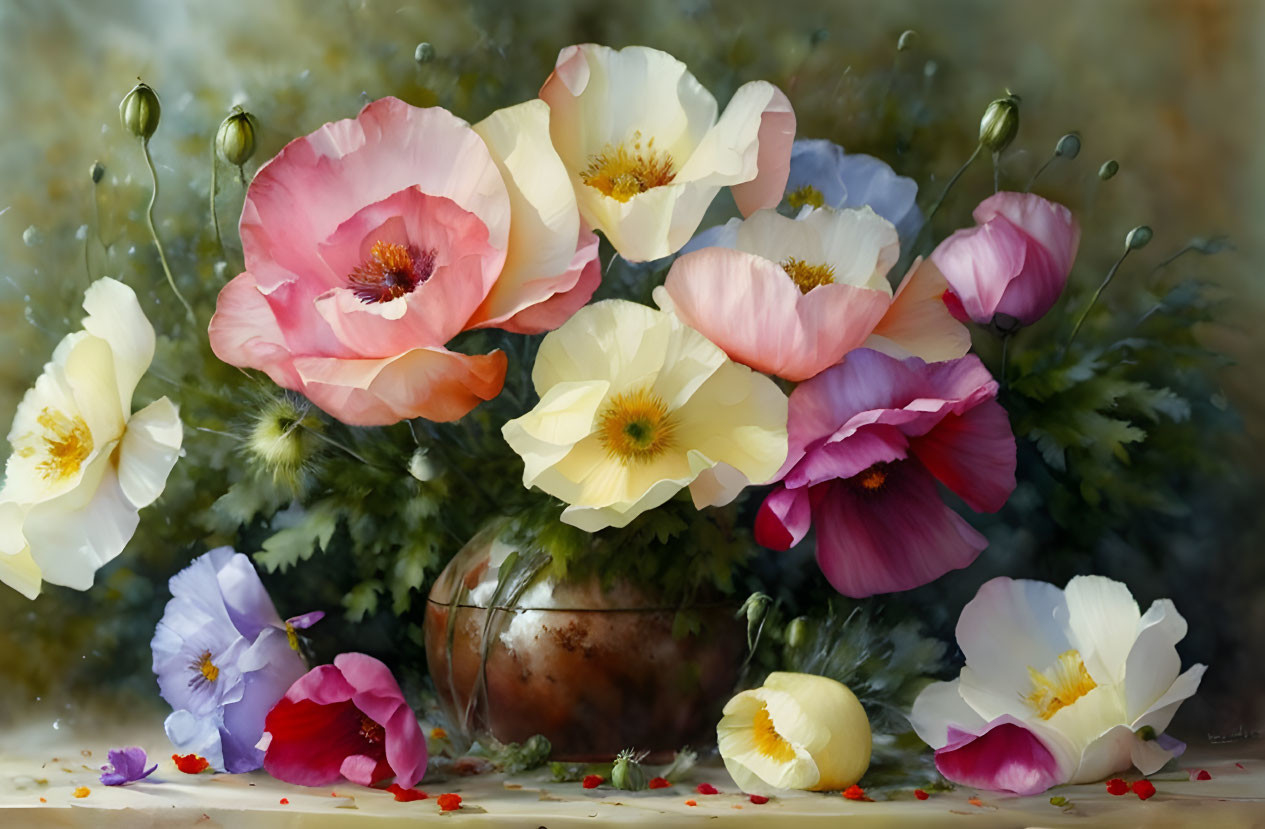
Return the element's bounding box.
[1,721,1262,828]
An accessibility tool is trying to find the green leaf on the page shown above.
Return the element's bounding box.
[343,579,383,622]
[254,501,341,573]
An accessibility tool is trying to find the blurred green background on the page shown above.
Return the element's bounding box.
[0,0,1261,751]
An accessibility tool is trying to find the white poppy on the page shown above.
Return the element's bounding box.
[539,43,796,262]
[0,277,183,598]
[910,575,1205,795]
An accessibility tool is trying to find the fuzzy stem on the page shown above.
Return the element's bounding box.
[141,138,195,323]
[210,140,223,256]
[1063,246,1133,355]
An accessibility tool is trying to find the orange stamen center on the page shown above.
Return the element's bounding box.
[348,240,435,304]
[1024,649,1098,720]
[581,134,676,202]
[780,258,836,294]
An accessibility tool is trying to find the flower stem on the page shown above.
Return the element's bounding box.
[1063,246,1133,355]
[926,143,982,227]
[141,138,195,323]
[992,150,1001,193]
[1025,154,1055,192]
[1000,332,1012,389]
[209,139,224,257]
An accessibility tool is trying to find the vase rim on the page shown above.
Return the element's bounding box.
[425,598,740,613]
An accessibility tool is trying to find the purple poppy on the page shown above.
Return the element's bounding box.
[784,139,923,244]
[151,547,322,773]
[99,746,157,786]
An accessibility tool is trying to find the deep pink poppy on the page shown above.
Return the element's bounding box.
[755,348,1016,597]
[931,191,1080,327]
[262,653,426,789]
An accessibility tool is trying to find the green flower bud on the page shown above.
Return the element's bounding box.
[247,396,320,487]
[979,93,1020,154]
[1126,225,1153,250]
[1054,133,1081,160]
[785,616,810,649]
[90,161,105,184]
[611,749,647,791]
[119,82,161,141]
[1098,159,1119,180]
[216,108,258,167]
[414,42,436,63]
[897,30,917,51]
[408,447,438,482]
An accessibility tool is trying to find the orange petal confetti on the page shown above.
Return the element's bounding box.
[430,727,448,741]
[39,797,47,803]
[279,798,289,805]
[685,799,697,807]
[387,783,428,802]
[172,754,210,774]
[648,776,671,789]
[437,793,462,812]
[843,784,869,801]
[73,787,90,798]
[968,796,984,807]
[914,789,929,800]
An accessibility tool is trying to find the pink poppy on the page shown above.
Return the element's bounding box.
[931,191,1080,327]
[658,208,969,382]
[262,653,426,789]
[209,97,599,426]
[754,348,1016,597]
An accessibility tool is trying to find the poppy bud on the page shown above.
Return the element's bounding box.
[414,42,435,63]
[979,93,1020,154]
[216,108,258,167]
[785,616,809,649]
[1098,159,1119,180]
[119,82,161,141]
[611,750,647,791]
[1126,226,1153,250]
[1054,133,1081,160]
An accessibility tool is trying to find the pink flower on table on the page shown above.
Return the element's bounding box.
[931,192,1080,328]
[659,208,969,382]
[754,349,1016,597]
[209,97,599,426]
[262,653,426,789]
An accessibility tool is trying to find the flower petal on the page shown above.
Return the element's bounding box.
[723,83,796,217]
[755,485,812,551]
[812,463,987,597]
[0,501,40,599]
[81,277,155,407]
[934,720,1065,796]
[973,191,1080,280]
[1062,575,1142,688]
[208,271,303,390]
[867,258,971,363]
[909,679,986,750]
[116,397,182,509]
[908,398,1015,512]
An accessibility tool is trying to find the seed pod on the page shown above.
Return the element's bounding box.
[414,42,435,63]
[1054,133,1081,160]
[90,161,105,184]
[785,616,809,649]
[1098,159,1119,180]
[119,82,161,141]
[216,108,258,167]
[979,93,1020,154]
[611,750,647,791]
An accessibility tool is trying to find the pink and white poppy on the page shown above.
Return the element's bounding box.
[658,208,969,382]
[209,96,599,426]
[910,576,1205,795]
[754,348,1015,597]
[539,44,795,262]
[931,191,1080,327]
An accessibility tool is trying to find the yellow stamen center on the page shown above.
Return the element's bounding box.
[285,622,300,652]
[1024,649,1097,720]
[597,387,677,464]
[196,650,219,683]
[360,714,385,745]
[752,705,796,762]
[19,408,94,482]
[780,258,836,294]
[787,184,825,211]
[581,134,676,202]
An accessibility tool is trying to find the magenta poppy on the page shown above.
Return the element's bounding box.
[755,348,1016,597]
[262,653,426,788]
[930,191,1080,327]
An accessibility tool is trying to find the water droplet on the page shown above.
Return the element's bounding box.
[22,225,42,246]
[52,719,61,731]
[75,224,89,241]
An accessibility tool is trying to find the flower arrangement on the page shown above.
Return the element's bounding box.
[0,20,1235,810]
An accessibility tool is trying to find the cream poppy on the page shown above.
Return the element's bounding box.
[658,207,970,382]
[502,299,788,531]
[0,277,182,598]
[539,44,796,262]
[717,672,871,793]
[910,576,1206,795]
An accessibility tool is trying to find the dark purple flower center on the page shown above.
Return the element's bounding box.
[359,713,386,745]
[348,240,436,304]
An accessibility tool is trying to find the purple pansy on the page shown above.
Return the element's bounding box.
[784,139,923,244]
[99,746,158,786]
[151,547,321,773]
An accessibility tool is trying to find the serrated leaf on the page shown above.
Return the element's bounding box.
[254,501,340,573]
[343,579,383,622]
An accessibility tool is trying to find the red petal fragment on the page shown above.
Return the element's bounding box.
[1105,778,1129,796]
[914,789,929,800]
[387,783,428,802]
[648,777,671,789]
[1195,770,1212,781]
[172,754,210,774]
[1132,779,1156,800]
[582,774,604,789]
[696,783,719,795]
[437,793,462,811]
[279,798,289,805]
[967,795,984,807]
[749,794,770,804]
[843,784,868,801]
